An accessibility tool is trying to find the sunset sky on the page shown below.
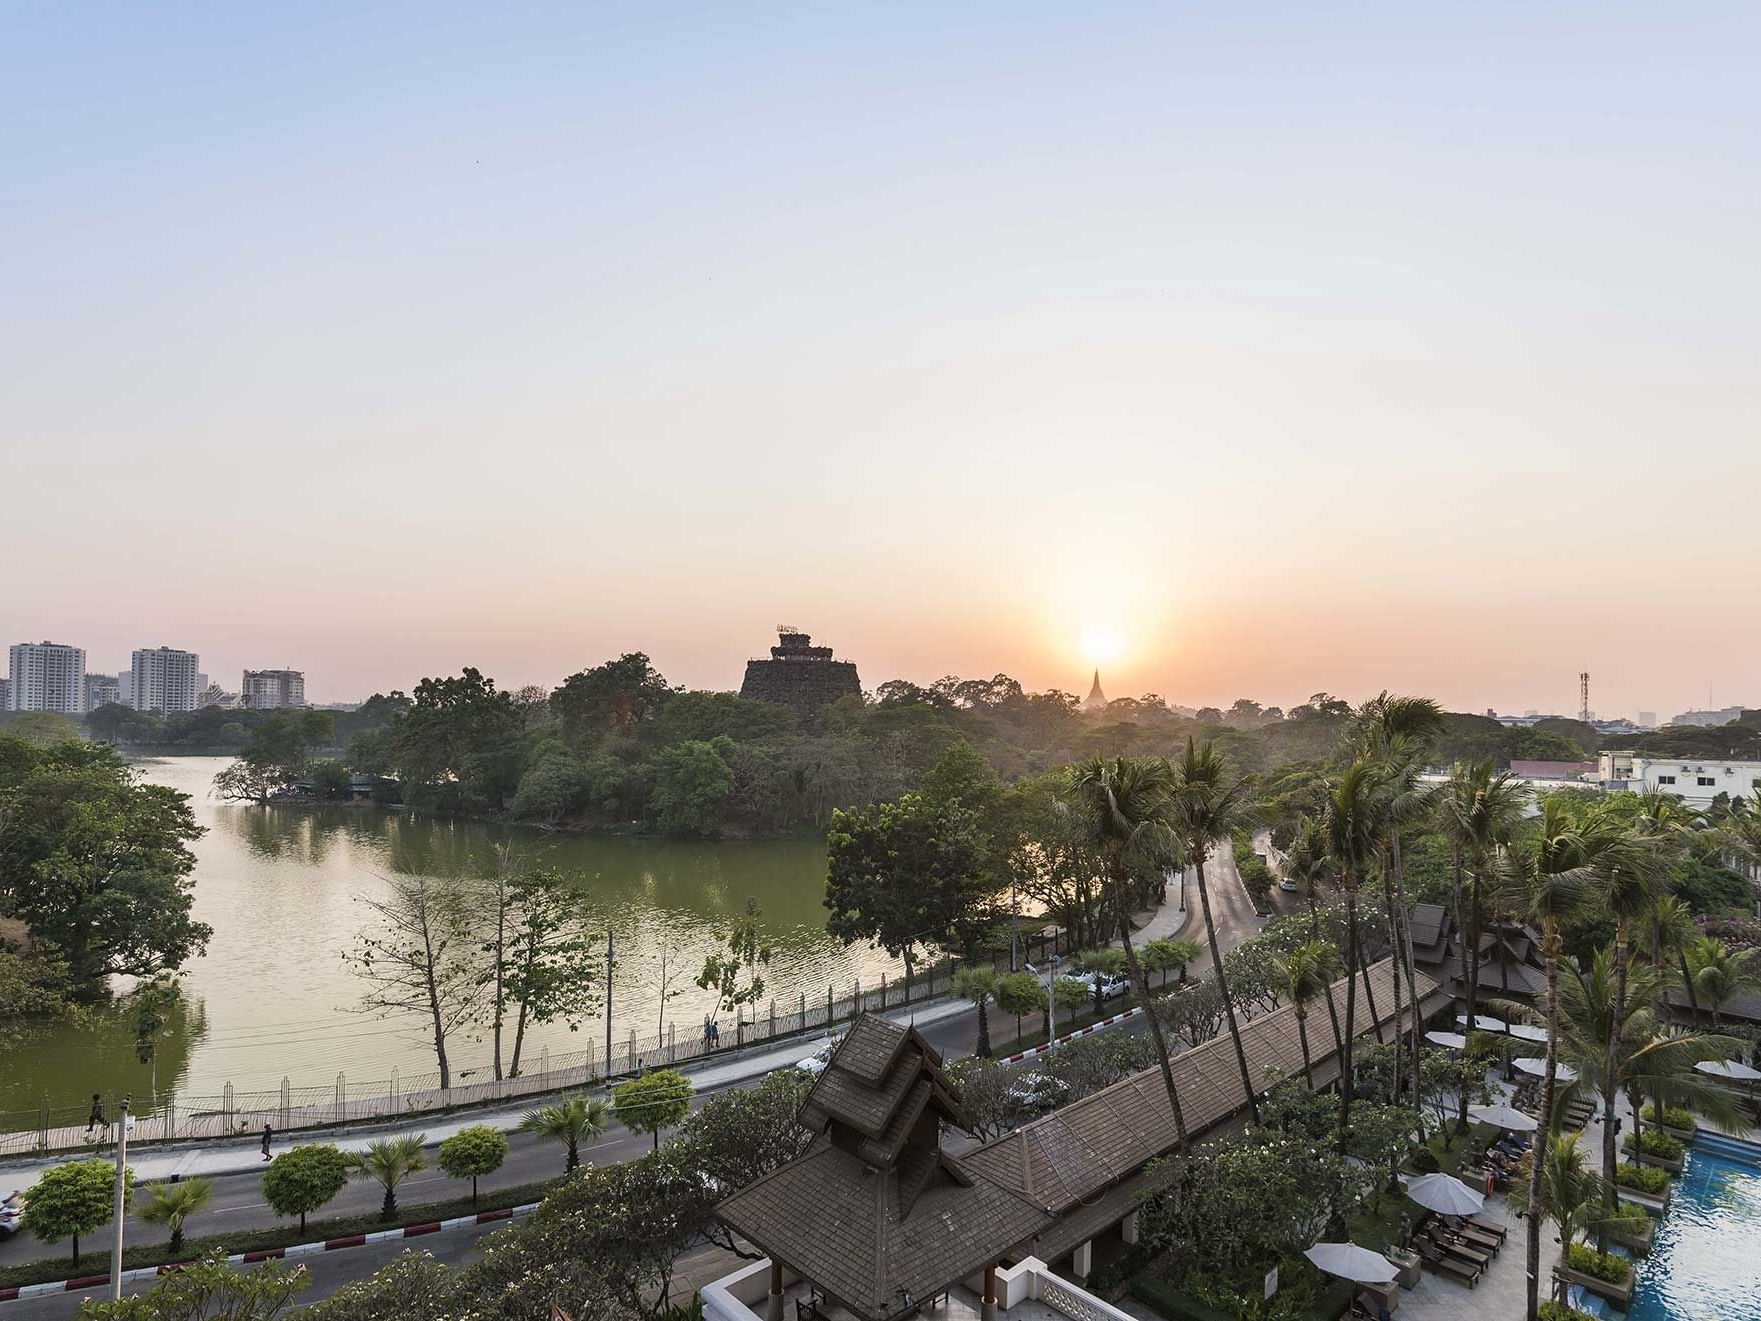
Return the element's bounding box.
[5,5,1758,718]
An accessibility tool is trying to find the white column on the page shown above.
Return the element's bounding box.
[1120,1210,1139,1246]
[1071,1240,1092,1279]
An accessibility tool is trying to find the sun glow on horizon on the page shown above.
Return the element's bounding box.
[1081,626,1125,665]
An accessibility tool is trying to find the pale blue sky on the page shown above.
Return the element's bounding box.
[4,4,1758,716]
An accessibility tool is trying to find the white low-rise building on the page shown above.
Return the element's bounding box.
[1598,751,1761,807]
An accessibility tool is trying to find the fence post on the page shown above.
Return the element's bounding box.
[854,977,861,1017]
[769,998,776,1040]
[389,1068,399,1117]
[629,1027,638,1074]
[540,1045,550,1090]
[799,991,807,1032]
[223,1082,235,1134]
[281,1076,291,1129]
[827,984,833,1027]
[38,1097,48,1154]
[164,1091,176,1142]
[336,1073,345,1126]
[669,1022,676,1063]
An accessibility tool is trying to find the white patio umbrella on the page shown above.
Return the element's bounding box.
[1458,1013,1509,1034]
[1406,1173,1486,1216]
[1696,1059,1761,1082]
[1426,1030,1469,1050]
[1303,1242,1398,1284]
[1514,1057,1577,1082]
[1468,1103,1539,1132]
[1508,1023,1549,1044]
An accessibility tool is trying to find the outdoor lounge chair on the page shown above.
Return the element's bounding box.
[1449,1212,1508,1242]
[1417,1241,1480,1287]
[1441,1221,1501,1255]
[1425,1228,1491,1270]
[1352,1292,1395,1320]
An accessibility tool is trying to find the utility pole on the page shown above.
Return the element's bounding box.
[604,930,614,1081]
[110,1096,130,1301]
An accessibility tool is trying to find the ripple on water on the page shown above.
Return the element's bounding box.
[1625,1147,1761,1320]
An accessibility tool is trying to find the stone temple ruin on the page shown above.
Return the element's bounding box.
[740,626,862,722]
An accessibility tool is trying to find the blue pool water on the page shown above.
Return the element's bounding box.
[1619,1142,1761,1320]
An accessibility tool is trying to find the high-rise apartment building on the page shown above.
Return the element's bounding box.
[8,641,87,713]
[241,669,306,709]
[0,679,10,711]
[131,647,201,714]
[85,673,123,710]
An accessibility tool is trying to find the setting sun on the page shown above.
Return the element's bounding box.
[1082,626,1125,664]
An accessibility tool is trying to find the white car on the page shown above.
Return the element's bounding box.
[1057,971,1130,1001]
[1278,878,1300,892]
[795,1035,843,1076]
[1006,1071,1070,1110]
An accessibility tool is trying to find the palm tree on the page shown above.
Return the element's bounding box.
[952,966,998,1057]
[136,1176,213,1256]
[348,1134,428,1221]
[1321,758,1395,1152]
[1510,1133,1612,1308]
[1490,798,1612,1321]
[1164,739,1260,1123]
[1647,893,1702,1020]
[1683,936,1761,1027]
[1438,760,1530,1131]
[1275,940,1338,1088]
[1353,694,1445,1102]
[1548,952,1743,1246]
[1283,817,1344,1052]
[519,1095,611,1173]
[1067,756,1189,1145]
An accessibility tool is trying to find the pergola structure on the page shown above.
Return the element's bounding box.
[717,1016,1050,1321]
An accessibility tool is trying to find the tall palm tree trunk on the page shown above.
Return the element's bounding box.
[1602,924,1631,1242]
[1525,948,1561,1321]
[1339,889,1361,1153]
[1392,833,1426,1104]
[1456,871,1483,1135]
[1359,940,1385,1042]
[1309,895,1345,1052]
[1296,1010,1313,1088]
[1381,870,1405,1098]
[1116,886,1188,1146]
[1195,855,1259,1123]
[1677,948,1701,1022]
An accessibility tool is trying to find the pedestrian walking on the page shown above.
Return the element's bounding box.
[85,1094,105,1139]
[260,1122,273,1161]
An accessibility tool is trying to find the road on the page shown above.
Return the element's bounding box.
[0,866,1268,1315]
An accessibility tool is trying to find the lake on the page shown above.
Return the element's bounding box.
[5,756,899,1121]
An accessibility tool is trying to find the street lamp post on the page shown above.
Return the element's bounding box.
[110,1096,131,1301]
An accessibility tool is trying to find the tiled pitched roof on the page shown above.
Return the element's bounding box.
[962,959,1436,1214]
[1408,904,1448,956]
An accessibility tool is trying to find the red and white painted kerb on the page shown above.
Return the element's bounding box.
[997,1006,1142,1065]
[0,1203,541,1302]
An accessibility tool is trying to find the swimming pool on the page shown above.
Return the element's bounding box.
[1617,1138,1761,1319]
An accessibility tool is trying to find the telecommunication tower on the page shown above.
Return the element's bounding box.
[1579,672,1590,724]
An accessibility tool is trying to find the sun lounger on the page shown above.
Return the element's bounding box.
[1426,1229,1491,1270]
[1452,1212,1508,1241]
[1417,1242,1480,1287]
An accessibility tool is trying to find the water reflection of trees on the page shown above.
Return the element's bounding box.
[3,992,209,1119]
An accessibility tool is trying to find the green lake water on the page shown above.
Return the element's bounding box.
[5,757,896,1122]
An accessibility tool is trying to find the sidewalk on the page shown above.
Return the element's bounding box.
[0,996,976,1189]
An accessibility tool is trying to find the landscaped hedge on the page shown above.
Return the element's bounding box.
[1641,1104,1695,1131]
[0,1178,558,1289]
[1624,1129,1684,1161]
[1565,1243,1631,1285]
[1538,1303,1597,1321]
[1615,1160,1670,1195]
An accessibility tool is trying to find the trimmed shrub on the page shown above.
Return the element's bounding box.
[1615,1161,1670,1195]
[1641,1104,1695,1131]
[1565,1242,1631,1285]
[1624,1129,1684,1161]
[1538,1303,1598,1321]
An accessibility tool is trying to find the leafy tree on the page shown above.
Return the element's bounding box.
[993,971,1045,1045]
[261,1144,350,1233]
[388,669,526,812]
[696,898,772,1015]
[24,1158,128,1262]
[1051,974,1089,1029]
[306,758,352,800]
[77,1251,309,1320]
[137,1175,213,1254]
[345,874,480,1088]
[649,738,736,835]
[951,965,998,1056]
[0,944,73,1050]
[672,1070,813,1197]
[347,1134,428,1221]
[551,653,673,744]
[612,1069,694,1151]
[4,712,79,746]
[436,1125,508,1204]
[1683,935,1761,1026]
[825,793,1000,982]
[1074,946,1125,1017]
[1141,937,1200,986]
[1274,940,1338,1087]
[509,747,591,825]
[0,736,210,989]
[304,1251,459,1321]
[519,1096,609,1173]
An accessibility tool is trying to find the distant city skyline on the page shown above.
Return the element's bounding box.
[6,6,1759,719]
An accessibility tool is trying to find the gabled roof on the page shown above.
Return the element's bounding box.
[798,1015,967,1144]
[962,959,1437,1215]
[1408,904,1449,958]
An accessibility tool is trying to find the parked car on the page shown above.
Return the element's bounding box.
[1057,971,1130,1002]
[795,1035,843,1077]
[1278,877,1300,892]
[0,1192,20,1238]
[1006,1071,1070,1111]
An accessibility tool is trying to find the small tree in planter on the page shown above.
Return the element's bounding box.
[24,1159,130,1264]
[952,966,998,1057]
[612,1069,694,1151]
[994,972,1045,1049]
[262,1144,350,1234]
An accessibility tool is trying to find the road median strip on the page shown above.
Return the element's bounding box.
[0,1203,541,1303]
